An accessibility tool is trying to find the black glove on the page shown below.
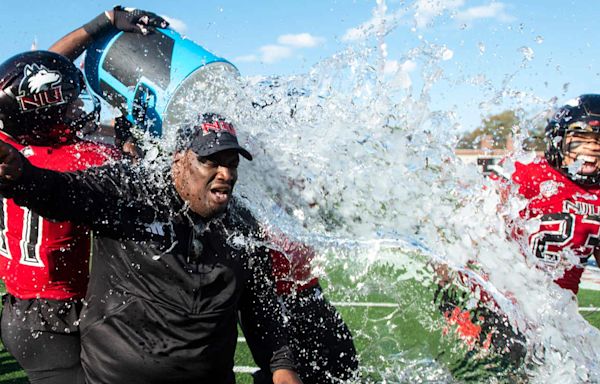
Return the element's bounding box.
[112,6,169,34]
[83,5,169,39]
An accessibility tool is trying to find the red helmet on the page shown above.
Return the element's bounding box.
[0,50,99,145]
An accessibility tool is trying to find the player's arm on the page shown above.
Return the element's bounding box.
[594,247,600,268]
[49,6,168,60]
[0,140,127,229]
[48,26,93,61]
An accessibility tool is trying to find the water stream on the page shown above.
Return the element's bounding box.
[135,1,600,382]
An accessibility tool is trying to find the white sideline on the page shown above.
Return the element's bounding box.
[0,291,595,312]
[331,301,398,308]
[329,301,600,312]
[234,366,259,373]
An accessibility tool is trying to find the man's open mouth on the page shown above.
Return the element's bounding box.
[210,186,231,204]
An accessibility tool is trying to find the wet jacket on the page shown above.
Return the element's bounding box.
[0,158,294,384]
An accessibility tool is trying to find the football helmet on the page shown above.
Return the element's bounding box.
[545,94,600,184]
[0,50,99,145]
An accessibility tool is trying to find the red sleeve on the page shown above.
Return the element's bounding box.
[264,230,319,295]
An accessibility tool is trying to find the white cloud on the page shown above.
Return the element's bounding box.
[342,27,365,42]
[237,30,325,66]
[162,15,188,34]
[259,45,293,64]
[342,7,407,42]
[414,0,465,29]
[240,33,324,65]
[234,54,259,63]
[277,33,325,48]
[456,2,514,23]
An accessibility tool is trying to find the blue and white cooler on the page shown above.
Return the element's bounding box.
[84,28,239,137]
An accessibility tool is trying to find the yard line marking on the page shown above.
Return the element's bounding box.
[234,366,258,373]
[0,290,595,313]
[331,301,398,308]
[330,301,600,312]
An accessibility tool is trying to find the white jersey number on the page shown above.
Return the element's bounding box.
[0,199,44,267]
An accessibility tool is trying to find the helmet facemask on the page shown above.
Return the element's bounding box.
[559,129,600,184]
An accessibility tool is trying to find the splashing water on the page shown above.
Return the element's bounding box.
[134,1,600,383]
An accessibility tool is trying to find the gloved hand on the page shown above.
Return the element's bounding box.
[83,5,169,39]
[112,6,169,34]
[0,141,24,184]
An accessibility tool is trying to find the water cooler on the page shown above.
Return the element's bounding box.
[84,28,239,136]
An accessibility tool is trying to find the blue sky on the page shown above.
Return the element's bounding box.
[1,0,597,132]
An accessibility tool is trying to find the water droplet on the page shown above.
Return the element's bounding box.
[518,46,534,61]
[441,48,453,61]
[535,35,544,44]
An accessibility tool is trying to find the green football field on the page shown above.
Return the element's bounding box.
[1,266,599,384]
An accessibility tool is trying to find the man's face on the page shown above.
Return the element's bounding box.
[562,131,600,175]
[172,149,239,218]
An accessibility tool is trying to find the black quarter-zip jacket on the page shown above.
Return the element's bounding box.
[1,157,294,384]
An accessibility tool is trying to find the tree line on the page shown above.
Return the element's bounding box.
[456,110,545,151]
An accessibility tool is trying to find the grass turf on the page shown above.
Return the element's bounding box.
[1,282,598,383]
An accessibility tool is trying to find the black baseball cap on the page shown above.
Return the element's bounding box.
[178,113,252,161]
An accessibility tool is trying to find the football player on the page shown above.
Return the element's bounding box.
[432,96,600,366]
[440,94,600,359]
[0,7,167,384]
[0,51,117,384]
[508,94,600,294]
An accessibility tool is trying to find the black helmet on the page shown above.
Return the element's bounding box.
[545,94,600,184]
[0,50,99,145]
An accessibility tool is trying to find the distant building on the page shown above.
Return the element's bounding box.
[455,135,514,176]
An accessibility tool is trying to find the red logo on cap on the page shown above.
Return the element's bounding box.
[201,121,237,136]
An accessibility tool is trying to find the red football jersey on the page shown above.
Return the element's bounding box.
[511,156,600,294]
[0,132,117,300]
[266,232,319,295]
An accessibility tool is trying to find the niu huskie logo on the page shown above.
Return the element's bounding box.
[16,64,65,112]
